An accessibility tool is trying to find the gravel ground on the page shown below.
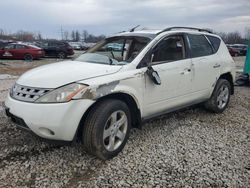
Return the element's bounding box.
[0,56,249,187]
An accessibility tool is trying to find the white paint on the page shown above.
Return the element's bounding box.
[4,29,235,141]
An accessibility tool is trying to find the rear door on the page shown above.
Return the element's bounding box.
[187,34,221,99]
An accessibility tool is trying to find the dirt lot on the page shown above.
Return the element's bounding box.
[0,55,249,187]
[0,51,83,75]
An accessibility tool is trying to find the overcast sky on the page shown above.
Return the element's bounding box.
[1,0,250,39]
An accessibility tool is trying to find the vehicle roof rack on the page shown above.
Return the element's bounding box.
[157,27,212,35]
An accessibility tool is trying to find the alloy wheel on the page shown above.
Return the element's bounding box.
[103,110,128,152]
[217,85,229,109]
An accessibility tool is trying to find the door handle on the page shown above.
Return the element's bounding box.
[180,68,191,75]
[213,64,221,68]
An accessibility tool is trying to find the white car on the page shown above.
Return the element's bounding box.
[4,27,235,160]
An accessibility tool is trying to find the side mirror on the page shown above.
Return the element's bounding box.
[145,53,161,85]
[146,65,161,85]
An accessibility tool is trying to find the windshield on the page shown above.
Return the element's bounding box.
[75,36,151,65]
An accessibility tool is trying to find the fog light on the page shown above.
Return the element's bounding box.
[39,127,55,136]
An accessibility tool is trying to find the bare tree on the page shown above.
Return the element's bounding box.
[226,32,242,44]
[36,32,42,40]
[245,27,250,40]
[0,28,4,36]
[14,30,35,41]
[64,31,69,40]
[75,30,80,42]
[71,30,76,41]
[82,30,88,42]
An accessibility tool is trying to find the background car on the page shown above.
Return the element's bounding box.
[227,47,240,57]
[69,42,86,50]
[228,44,248,56]
[0,43,44,60]
[0,40,13,49]
[37,40,74,59]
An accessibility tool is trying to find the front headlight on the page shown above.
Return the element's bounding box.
[35,83,88,103]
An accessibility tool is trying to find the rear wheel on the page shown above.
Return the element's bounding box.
[58,52,66,59]
[24,54,33,61]
[82,99,131,160]
[204,79,231,113]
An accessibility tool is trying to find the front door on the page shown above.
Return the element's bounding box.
[143,35,193,117]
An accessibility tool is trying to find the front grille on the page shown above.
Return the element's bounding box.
[11,84,51,102]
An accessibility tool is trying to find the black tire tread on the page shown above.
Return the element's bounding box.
[83,99,130,160]
[24,53,33,61]
[204,79,231,113]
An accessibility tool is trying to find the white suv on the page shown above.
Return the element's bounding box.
[4,27,235,160]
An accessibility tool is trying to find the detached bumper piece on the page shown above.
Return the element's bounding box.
[5,108,31,131]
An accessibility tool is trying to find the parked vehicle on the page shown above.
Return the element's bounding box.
[0,41,13,49]
[227,47,240,57]
[37,40,74,59]
[4,27,235,160]
[0,43,44,60]
[230,44,248,56]
[69,42,82,50]
[69,42,87,50]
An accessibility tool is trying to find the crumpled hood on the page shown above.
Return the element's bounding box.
[17,61,122,88]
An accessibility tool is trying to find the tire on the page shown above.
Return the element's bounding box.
[24,54,33,61]
[204,79,231,113]
[82,99,131,160]
[58,52,66,59]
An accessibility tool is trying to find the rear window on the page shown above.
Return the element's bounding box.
[206,35,221,52]
[188,34,213,58]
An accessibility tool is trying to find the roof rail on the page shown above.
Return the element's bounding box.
[157,27,212,35]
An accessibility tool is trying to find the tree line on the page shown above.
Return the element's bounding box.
[0,27,249,44]
[62,30,106,43]
[0,29,106,43]
[214,27,250,44]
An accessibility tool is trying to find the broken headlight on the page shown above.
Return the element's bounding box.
[35,83,88,103]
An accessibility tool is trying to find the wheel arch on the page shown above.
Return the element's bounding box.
[76,92,142,141]
[219,72,234,95]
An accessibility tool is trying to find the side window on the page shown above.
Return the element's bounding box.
[206,35,221,52]
[188,34,213,58]
[152,36,185,63]
[4,44,15,50]
[15,44,27,49]
[49,42,58,47]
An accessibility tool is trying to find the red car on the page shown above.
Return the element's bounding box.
[227,47,240,57]
[0,43,44,61]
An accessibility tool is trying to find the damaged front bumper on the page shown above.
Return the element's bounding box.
[4,94,95,141]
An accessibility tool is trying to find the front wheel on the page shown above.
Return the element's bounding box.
[57,52,66,59]
[204,79,231,113]
[82,99,131,160]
